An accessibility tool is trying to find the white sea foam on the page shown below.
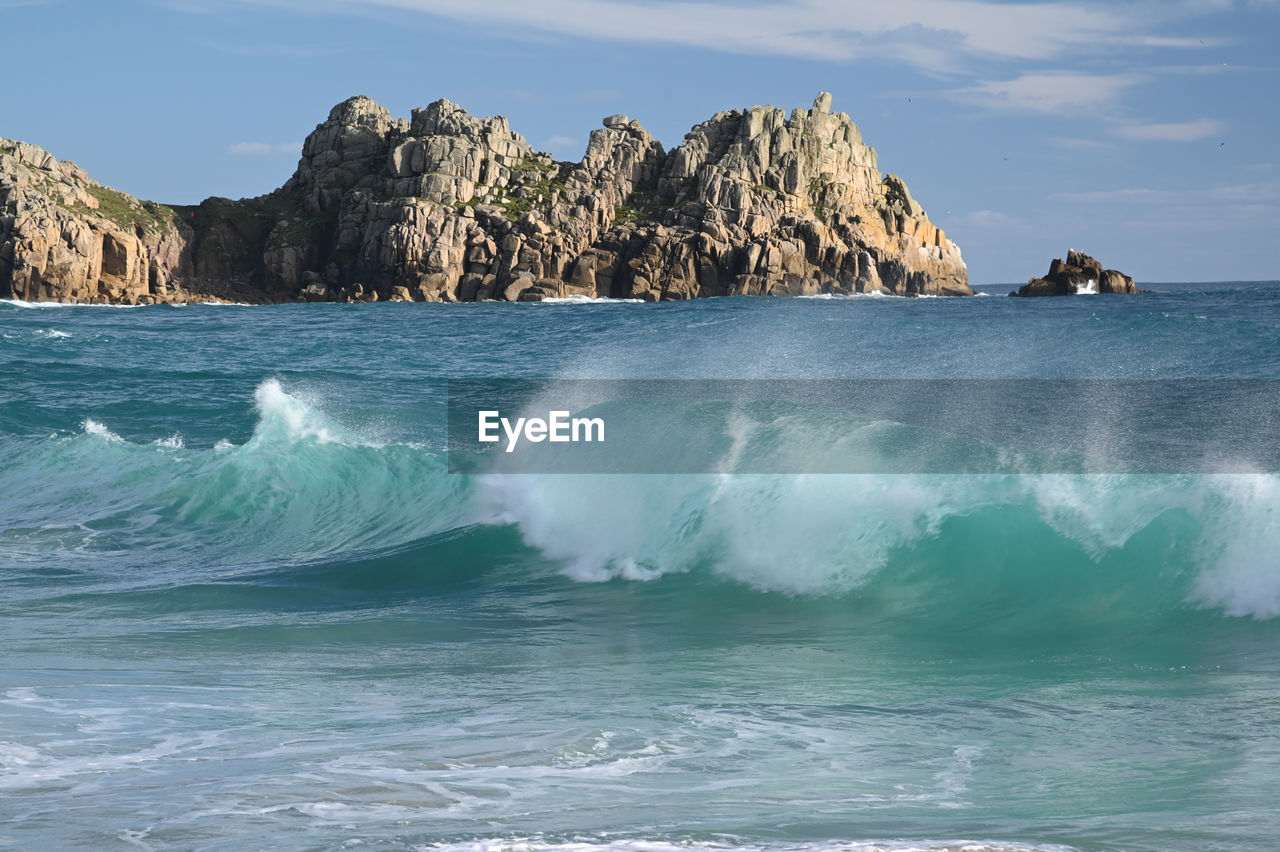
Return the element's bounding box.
[81,418,124,443]
[0,741,43,769]
[1189,474,1280,618]
[248,378,401,449]
[34,328,71,339]
[797,291,891,300]
[1074,279,1098,295]
[0,297,253,309]
[415,839,1077,852]
[479,471,975,592]
[1026,474,1192,558]
[538,295,645,304]
[153,433,184,449]
[933,745,983,808]
[0,732,207,792]
[481,453,1280,619]
[0,299,141,309]
[796,291,947,300]
[253,378,344,445]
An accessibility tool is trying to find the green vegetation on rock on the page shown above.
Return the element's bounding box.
[807,178,831,222]
[491,157,570,216]
[82,185,180,233]
[612,179,663,226]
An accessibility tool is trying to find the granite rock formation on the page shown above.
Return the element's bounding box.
[1013,250,1139,297]
[2,94,971,304]
[0,138,198,303]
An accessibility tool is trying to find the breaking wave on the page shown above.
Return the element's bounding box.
[2,379,1279,624]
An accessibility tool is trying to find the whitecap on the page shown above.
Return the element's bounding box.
[0,299,142,309]
[415,838,1076,852]
[81,419,124,443]
[537,295,645,304]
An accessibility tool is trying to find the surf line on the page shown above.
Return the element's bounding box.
[478,410,604,453]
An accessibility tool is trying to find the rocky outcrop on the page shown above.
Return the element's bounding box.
[0,138,202,304]
[3,93,971,304]
[1013,250,1141,297]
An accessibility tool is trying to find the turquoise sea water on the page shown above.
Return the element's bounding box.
[3,283,1280,851]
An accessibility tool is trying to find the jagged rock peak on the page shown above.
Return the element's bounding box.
[2,137,59,171]
[326,95,392,126]
[410,98,515,141]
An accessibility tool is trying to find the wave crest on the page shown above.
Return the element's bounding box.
[8,381,1280,622]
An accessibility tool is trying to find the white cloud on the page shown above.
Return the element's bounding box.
[226,141,301,156]
[1051,181,1280,204]
[1148,62,1245,75]
[955,71,1142,113]
[212,0,1214,70]
[1048,136,1116,150]
[1052,187,1178,204]
[182,0,1262,142]
[1113,118,1224,141]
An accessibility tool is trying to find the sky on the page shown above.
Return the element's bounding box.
[2,0,1278,284]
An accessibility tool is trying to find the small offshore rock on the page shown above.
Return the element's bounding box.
[1013,249,1143,297]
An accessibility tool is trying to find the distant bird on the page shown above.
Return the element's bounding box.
[1220,142,1226,148]
[907,97,912,102]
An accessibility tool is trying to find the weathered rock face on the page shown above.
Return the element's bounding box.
[0,138,196,304]
[607,94,969,299]
[3,93,971,304]
[1013,250,1139,297]
[238,93,969,302]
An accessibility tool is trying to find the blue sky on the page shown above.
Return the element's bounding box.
[3,0,1277,283]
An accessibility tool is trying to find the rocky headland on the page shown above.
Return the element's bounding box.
[2,93,971,304]
[1013,250,1141,297]
[0,140,196,304]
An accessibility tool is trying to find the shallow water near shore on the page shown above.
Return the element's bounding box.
[3,282,1280,851]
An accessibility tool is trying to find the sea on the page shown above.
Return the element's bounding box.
[2,281,1279,851]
